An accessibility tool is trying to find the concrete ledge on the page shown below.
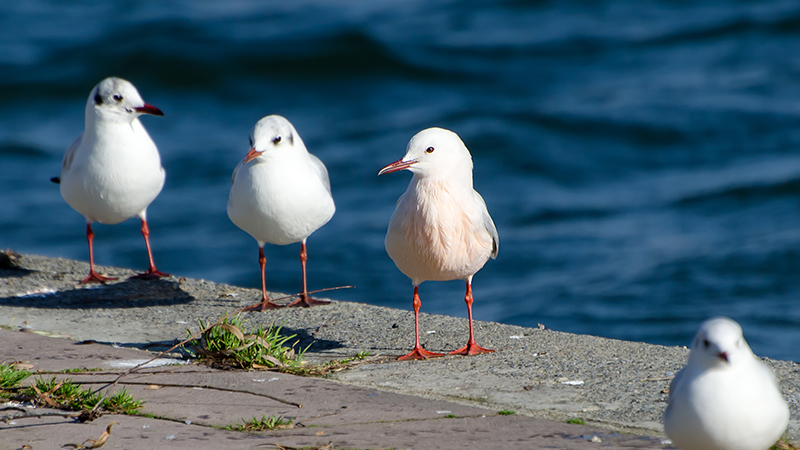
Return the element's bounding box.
[1,252,798,441]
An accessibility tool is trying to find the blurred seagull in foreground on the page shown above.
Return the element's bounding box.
[55,77,168,284]
[664,316,789,450]
[228,115,335,310]
[379,127,499,360]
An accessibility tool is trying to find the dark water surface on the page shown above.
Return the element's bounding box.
[3,1,800,361]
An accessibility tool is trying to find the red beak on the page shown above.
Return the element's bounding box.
[718,352,729,363]
[378,159,417,176]
[133,103,164,116]
[243,148,262,164]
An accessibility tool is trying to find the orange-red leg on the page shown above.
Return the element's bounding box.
[243,247,283,311]
[398,286,444,360]
[131,219,170,280]
[80,223,117,284]
[287,241,329,307]
[450,281,494,356]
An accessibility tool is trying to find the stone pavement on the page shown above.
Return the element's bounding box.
[1,328,669,450]
[1,252,798,449]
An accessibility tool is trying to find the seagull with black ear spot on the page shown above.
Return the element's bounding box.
[379,127,499,360]
[56,77,168,284]
[664,317,789,450]
[228,115,335,311]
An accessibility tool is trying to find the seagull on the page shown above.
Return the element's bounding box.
[56,77,168,284]
[379,127,499,360]
[228,115,335,310]
[664,317,789,450]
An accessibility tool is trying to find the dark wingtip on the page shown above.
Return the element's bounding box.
[50,177,60,184]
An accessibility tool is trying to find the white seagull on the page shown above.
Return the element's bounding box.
[379,127,499,360]
[664,317,790,450]
[228,115,335,310]
[56,77,168,284]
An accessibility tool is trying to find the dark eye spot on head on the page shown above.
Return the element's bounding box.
[272,136,282,145]
[249,137,253,147]
[113,94,123,102]
[703,339,710,349]
[94,92,103,105]
[425,146,435,154]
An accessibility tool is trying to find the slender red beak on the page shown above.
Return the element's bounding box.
[243,148,263,164]
[378,159,417,176]
[718,351,729,363]
[134,103,164,116]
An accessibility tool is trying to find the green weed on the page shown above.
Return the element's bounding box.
[60,367,102,373]
[19,377,143,414]
[23,377,102,410]
[101,388,143,414]
[497,409,516,415]
[0,363,31,389]
[226,415,293,431]
[567,418,586,425]
[329,351,371,365]
[187,315,308,370]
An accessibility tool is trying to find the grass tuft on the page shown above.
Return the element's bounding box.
[497,409,516,416]
[0,363,31,389]
[16,377,143,414]
[24,377,102,410]
[187,315,308,370]
[60,367,102,373]
[567,418,586,425]
[101,388,144,414]
[226,415,293,431]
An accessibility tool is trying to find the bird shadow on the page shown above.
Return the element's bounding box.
[0,252,34,278]
[287,326,343,353]
[0,278,196,309]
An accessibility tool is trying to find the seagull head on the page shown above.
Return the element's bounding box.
[243,115,303,164]
[87,77,163,123]
[688,317,753,369]
[378,127,474,185]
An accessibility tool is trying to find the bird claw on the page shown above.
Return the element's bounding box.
[449,342,494,356]
[398,346,445,361]
[241,301,285,312]
[80,271,118,284]
[286,295,330,308]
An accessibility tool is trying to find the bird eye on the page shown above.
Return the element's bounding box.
[425,146,434,154]
[273,136,282,144]
[703,339,710,348]
[249,137,253,147]
[113,94,123,102]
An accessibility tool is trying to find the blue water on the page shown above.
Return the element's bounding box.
[2,1,800,361]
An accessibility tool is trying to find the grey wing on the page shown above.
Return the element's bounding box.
[309,153,332,195]
[61,133,83,173]
[474,190,499,258]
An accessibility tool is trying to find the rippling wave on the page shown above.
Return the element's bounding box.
[2,0,800,361]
